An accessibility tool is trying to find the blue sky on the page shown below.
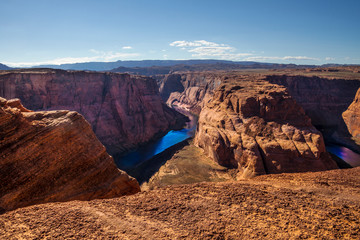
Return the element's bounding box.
[1,0,359,67]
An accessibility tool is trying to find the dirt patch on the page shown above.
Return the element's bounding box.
[141,140,237,190]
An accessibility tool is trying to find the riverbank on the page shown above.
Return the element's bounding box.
[114,108,197,171]
[140,139,237,190]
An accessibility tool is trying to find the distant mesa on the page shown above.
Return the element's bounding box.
[0,97,140,211]
[0,63,12,70]
[34,59,314,72]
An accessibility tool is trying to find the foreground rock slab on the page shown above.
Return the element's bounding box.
[0,167,359,239]
[0,98,140,211]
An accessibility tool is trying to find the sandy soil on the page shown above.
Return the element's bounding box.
[0,167,359,239]
[141,141,236,190]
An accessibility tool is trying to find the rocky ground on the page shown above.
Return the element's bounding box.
[1,167,359,239]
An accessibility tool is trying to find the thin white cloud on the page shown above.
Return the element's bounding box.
[244,56,320,62]
[4,50,140,67]
[170,40,223,48]
[170,40,252,60]
[170,40,321,62]
[122,46,133,50]
[283,56,319,61]
[325,57,335,61]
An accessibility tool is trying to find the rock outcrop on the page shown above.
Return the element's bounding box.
[0,97,140,211]
[266,75,360,150]
[160,72,222,114]
[194,75,338,178]
[0,69,186,155]
[343,88,360,145]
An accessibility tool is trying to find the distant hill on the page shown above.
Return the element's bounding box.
[111,62,315,76]
[36,60,267,71]
[0,63,12,70]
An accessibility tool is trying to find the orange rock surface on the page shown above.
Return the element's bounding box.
[0,167,359,239]
[343,88,360,144]
[0,97,139,211]
[162,72,222,114]
[194,75,338,178]
[0,69,186,155]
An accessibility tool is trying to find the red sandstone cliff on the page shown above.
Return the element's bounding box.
[343,88,360,145]
[0,69,186,155]
[0,97,140,211]
[159,72,222,114]
[194,75,338,178]
[266,75,360,151]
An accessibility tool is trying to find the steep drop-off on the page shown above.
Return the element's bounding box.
[266,75,360,151]
[0,97,140,211]
[159,72,222,114]
[194,75,338,178]
[343,88,360,145]
[0,69,186,155]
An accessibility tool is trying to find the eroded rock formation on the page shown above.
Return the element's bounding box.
[343,88,360,145]
[0,69,186,155]
[0,97,140,211]
[194,75,338,178]
[160,72,222,114]
[266,75,360,150]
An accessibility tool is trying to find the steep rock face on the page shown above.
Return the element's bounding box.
[159,74,184,100]
[0,69,186,155]
[160,72,222,114]
[266,75,360,150]
[0,97,140,211]
[343,88,360,145]
[194,75,338,178]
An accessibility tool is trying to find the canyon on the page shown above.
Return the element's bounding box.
[0,66,359,238]
[266,74,360,152]
[159,72,222,114]
[0,69,186,156]
[0,97,139,211]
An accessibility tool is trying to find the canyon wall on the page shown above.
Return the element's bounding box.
[159,72,222,114]
[266,75,360,151]
[194,75,338,178]
[0,69,186,155]
[159,71,360,153]
[343,88,360,145]
[0,97,140,211]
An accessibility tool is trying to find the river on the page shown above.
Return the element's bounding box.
[115,108,197,171]
[326,143,360,167]
[115,108,360,171]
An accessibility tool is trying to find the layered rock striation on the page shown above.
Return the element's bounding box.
[343,88,360,145]
[194,75,338,178]
[159,72,222,114]
[266,75,360,150]
[0,69,186,155]
[0,97,140,211]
